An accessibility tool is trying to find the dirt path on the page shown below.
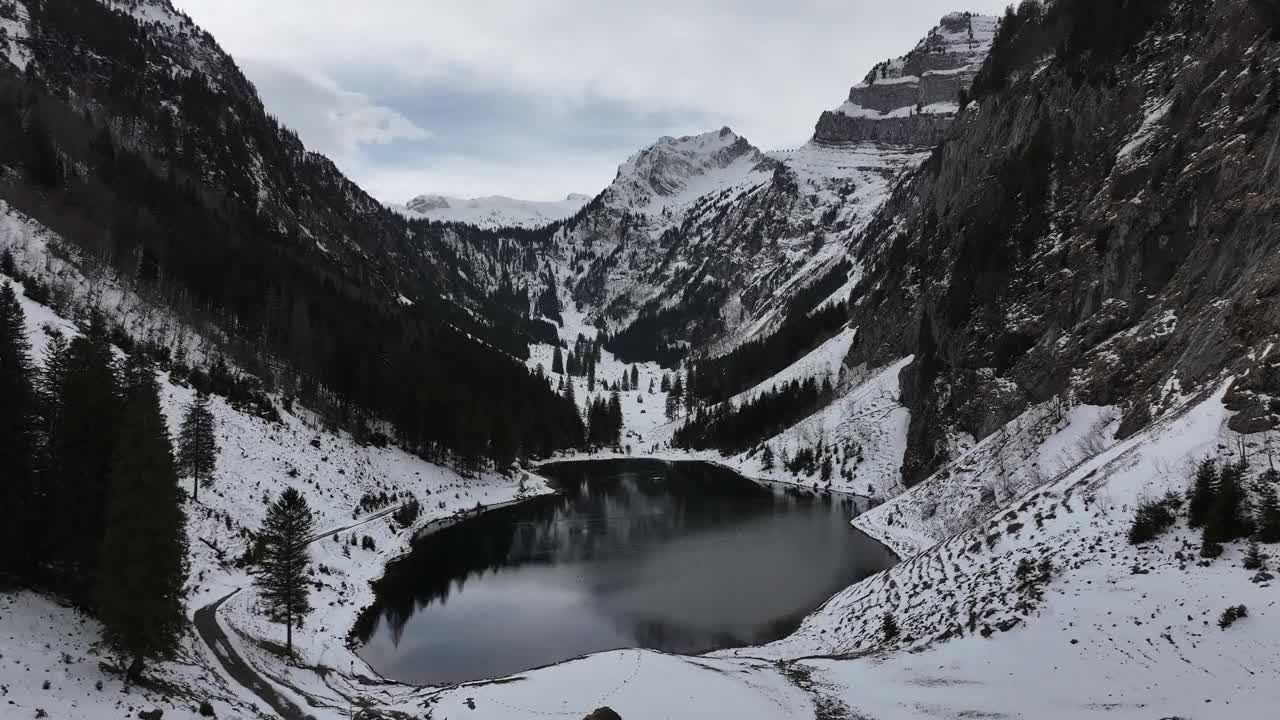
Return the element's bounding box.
[195,505,408,719]
[194,589,306,720]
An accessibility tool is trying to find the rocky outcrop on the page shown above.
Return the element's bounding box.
[844,0,1280,485]
[814,111,953,146]
[814,13,997,145]
[848,79,922,113]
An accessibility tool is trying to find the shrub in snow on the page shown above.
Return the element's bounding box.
[1128,493,1179,544]
[1200,540,1224,559]
[1218,604,1248,629]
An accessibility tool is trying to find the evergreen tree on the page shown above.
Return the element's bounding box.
[881,612,900,641]
[1257,469,1280,543]
[254,487,315,653]
[761,444,775,471]
[177,393,219,501]
[0,282,39,580]
[563,373,577,411]
[1243,540,1267,571]
[587,355,595,391]
[48,311,120,602]
[1187,458,1217,528]
[665,373,684,420]
[551,345,564,375]
[630,365,639,390]
[608,391,623,445]
[95,354,188,681]
[1205,461,1252,544]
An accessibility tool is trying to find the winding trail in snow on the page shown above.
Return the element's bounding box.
[194,502,411,719]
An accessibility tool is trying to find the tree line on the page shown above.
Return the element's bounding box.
[0,282,189,680]
[2,0,586,473]
[672,376,835,454]
[686,301,848,406]
[3,273,325,667]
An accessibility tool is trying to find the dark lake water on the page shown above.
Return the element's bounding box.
[353,459,896,686]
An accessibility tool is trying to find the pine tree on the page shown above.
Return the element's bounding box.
[551,345,564,375]
[1257,469,1280,543]
[587,355,596,391]
[178,393,218,501]
[630,365,639,390]
[563,373,577,410]
[761,444,775,471]
[254,488,315,653]
[665,374,684,420]
[1188,458,1218,528]
[608,391,623,446]
[1205,461,1252,543]
[0,282,39,579]
[1243,540,1267,571]
[48,311,120,601]
[95,354,188,681]
[881,612,900,641]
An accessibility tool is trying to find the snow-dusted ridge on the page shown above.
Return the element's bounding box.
[395,192,592,230]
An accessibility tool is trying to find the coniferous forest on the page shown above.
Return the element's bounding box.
[685,301,848,406]
[0,0,585,471]
[0,283,186,679]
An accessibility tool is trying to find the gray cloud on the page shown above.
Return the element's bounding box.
[174,0,1011,201]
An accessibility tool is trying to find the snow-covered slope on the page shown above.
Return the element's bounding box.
[0,210,549,720]
[397,192,591,229]
[603,126,776,219]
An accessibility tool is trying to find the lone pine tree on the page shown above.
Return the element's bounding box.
[254,487,315,653]
[95,353,188,681]
[178,392,219,501]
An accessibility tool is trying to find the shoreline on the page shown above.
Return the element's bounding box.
[347,455,903,689]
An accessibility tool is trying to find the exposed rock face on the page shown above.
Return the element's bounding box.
[849,78,922,113]
[816,13,998,146]
[814,112,953,146]
[843,0,1280,484]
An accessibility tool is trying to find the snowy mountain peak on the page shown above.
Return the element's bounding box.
[396,192,591,230]
[605,127,775,216]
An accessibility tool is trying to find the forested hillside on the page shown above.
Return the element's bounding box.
[0,0,583,465]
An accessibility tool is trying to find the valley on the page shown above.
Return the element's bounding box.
[3,1,1280,719]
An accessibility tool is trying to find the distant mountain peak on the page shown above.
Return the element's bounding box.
[397,193,591,230]
[605,127,774,215]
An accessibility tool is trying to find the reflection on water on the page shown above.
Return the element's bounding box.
[354,459,895,685]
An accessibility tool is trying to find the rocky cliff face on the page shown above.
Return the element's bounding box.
[815,12,997,146]
[841,0,1280,484]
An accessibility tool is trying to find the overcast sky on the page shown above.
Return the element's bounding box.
[172,1,1009,203]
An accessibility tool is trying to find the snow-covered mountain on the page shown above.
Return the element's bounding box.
[398,192,591,229]
[7,2,1280,720]
[602,126,776,218]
